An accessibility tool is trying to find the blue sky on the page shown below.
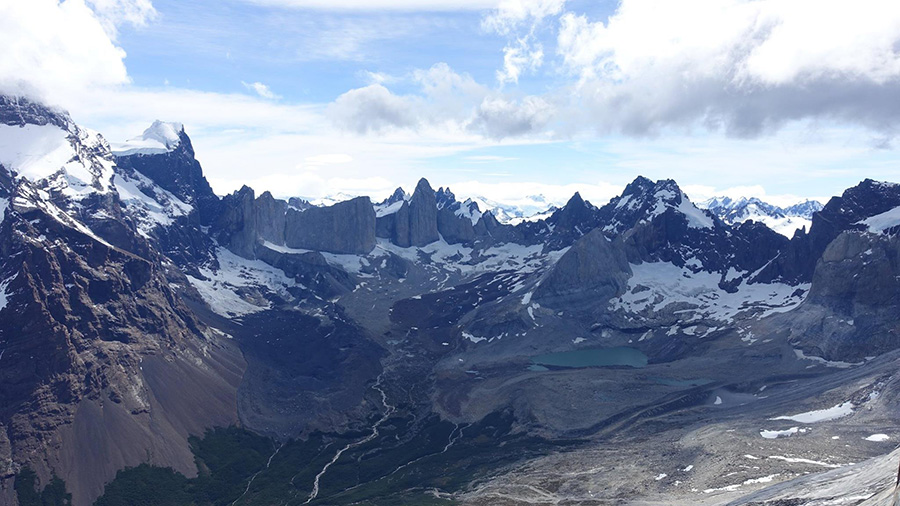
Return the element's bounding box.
[3,0,900,208]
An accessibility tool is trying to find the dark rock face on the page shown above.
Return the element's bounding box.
[788,231,900,361]
[535,229,632,306]
[255,245,355,297]
[805,180,900,267]
[0,96,69,129]
[757,179,900,284]
[408,178,440,246]
[0,176,240,505]
[376,179,442,247]
[435,187,477,244]
[284,197,375,254]
[212,189,375,257]
[376,200,411,247]
[114,128,220,226]
[214,186,258,259]
[255,191,287,246]
[587,177,791,287]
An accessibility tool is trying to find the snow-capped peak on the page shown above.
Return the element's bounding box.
[111,120,184,156]
[601,177,714,235]
[699,196,823,237]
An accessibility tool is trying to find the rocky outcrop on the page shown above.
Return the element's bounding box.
[284,196,375,254]
[376,178,441,247]
[535,229,632,306]
[759,179,900,283]
[214,186,258,259]
[0,165,240,506]
[213,188,375,257]
[0,96,69,129]
[435,187,477,244]
[114,126,220,226]
[787,231,900,361]
[408,178,440,246]
[255,191,287,246]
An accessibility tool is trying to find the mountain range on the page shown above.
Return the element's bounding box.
[1,95,900,505]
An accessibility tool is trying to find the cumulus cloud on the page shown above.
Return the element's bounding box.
[554,0,900,136]
[327,63,554,139]
[328,84,420,133]
[0,0,131,104]
[242,81,281,100]
[470,95,554,138]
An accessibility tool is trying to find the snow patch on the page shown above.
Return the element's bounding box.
[864,434,890,442]
[859,205,900,234]
[760,427,802,439]
[611,262,808,324]
[187,247,296,318]
[111,120,183,156]
[770,401,854,424]
[793,349,862,369]
[0,273,16,311]
[374,199,405,217]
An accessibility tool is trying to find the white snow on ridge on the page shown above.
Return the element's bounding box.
[111,120,183,156]
[455,200,483,225]
[0,273,17,311]
[0,197,8,220]
[770,401,854,423]
[0,124,71,181]
[374,238,553,276]
[859,206,900,234]
[187,247,296,318]
[647,189,713,229]
[611,262,807,324]
[677,193,714,229]
[0,123,116,199]
[375,199,405,217]
[864,434,890,442]
[114,173,192,236]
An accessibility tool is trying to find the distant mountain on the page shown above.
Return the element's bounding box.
[699,195,823,237]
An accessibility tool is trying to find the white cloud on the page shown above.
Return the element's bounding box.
[497,38,544,84]
[554,0,900,136]
[471,95,554,138]
[482,0,567,34]
[242,81,281,100]
[328,84,420,133]
[463,155,518,162]
[239,0,499,10]
[304,153,353,164]
[0,0,130,104]
[484,0,565,84]
[86,0,157,37]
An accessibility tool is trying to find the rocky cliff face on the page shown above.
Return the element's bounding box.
[787,230,900,361]
[284,196,375,254]
[376,178,441,247]
[535,229,632,307]
[113,122,220,226]
[0,97,241,506]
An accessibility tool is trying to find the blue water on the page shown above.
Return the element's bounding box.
[531,347,648,369]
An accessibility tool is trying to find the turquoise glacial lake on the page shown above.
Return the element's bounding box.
[531,346,648,369]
